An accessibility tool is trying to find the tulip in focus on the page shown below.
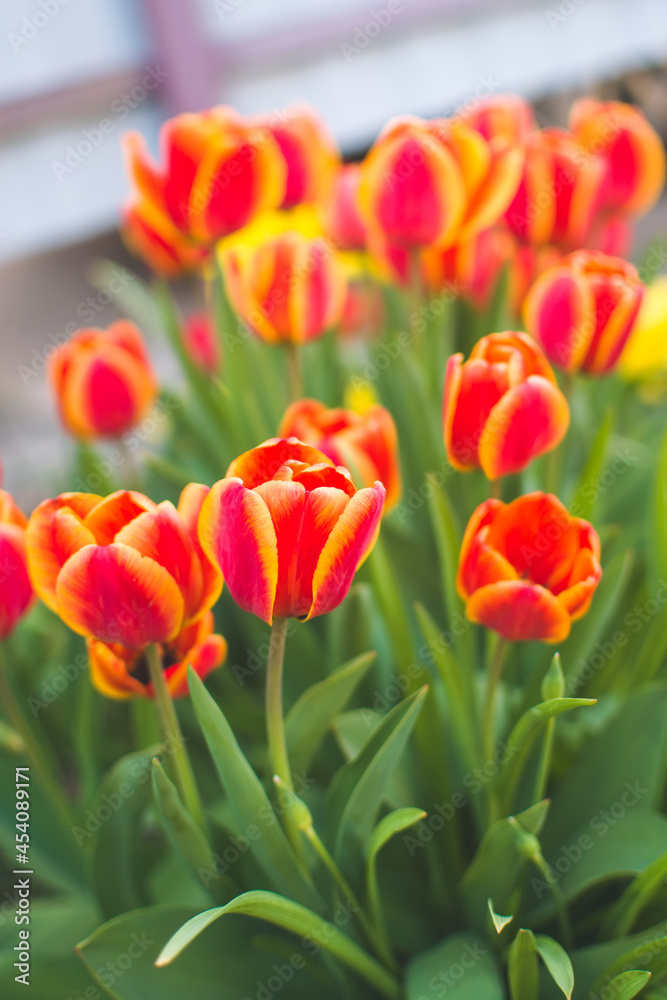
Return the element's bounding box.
[505,128,605,249]
[49,321,157,440]
[122,107,286,268]
[0,491,34,639]
[458,492,602,642]
[524,250,645,375]
[221,232,347,345]
[443,331,569,480]
[198,438,385,624]
[569,99,666,217]
[251,104,339,209]
[87,611,226,700]
[182,311,220,375]
[26,486,222,649]
[278,398,401,511]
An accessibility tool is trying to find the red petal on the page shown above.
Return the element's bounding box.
[466,580,571,643]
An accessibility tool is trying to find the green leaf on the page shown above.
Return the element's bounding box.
[155,890,401,1000]
[605,970,652,999]
[405,933,505,999]
[426,476,474,665]
[326,687,427,867]
[366,808,426,942]
[487,898,513,934]
[648,422,667,592]
[591,935,667,997]
[285,652,375,773]
[535,935,574,999]
[188,668,320,909]
[509,929,539,1000]
[601,847,667,938]
[568,408,614,522]
[151,758,220,888]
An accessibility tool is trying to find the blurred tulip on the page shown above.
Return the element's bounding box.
[26,486,222,649]
[421,227,515,310]
[198,438,385,623]
[358,115,523,252]
[278,398,401,511]
[122,107,286,264]
[251,104,339,209]
[182,311,220,374]
[524,250,645,375]
[221,232,347,345]
[508,243,563,317]
[443,331,569,480]
[459,93,536,143]
[620,276,667,382]
[326,164,368,251]
[49,321,157,440]
[505,128,605,249]
[458,492,602,642]
[0,491,34,639]
[87,611,226,700]
[338,280,385,338]
[570,98,666,217]
[122,200,209,278]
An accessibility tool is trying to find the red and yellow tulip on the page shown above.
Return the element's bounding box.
[26,486,222,649]
[198,438,385,624]
[87,611,226,700]
[443,331,569,480]
[278,398,401,511]
[326,164,368,251]
[524,250,645,375]
[0,491,34,639]
[458,492,602,643]
[182,311,220,375]
[221,232,347,345]
[421,227,515,310]
[569,98,666,217]
[49,321,157,440]
[459,94,536,144]
[121,200,209,278]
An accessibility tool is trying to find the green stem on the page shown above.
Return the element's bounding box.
[482,637,508,822]
[146,643,206,832]
[532,717,556,806]
[0,643,75,829]
[266,619,304,859]
[286,343,303,402]
[533,853,574,950]
[489,478,502,501]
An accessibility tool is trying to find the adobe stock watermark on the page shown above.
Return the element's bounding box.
[8,0,71,52]
[545,0,587,30]
[51,65,168,180]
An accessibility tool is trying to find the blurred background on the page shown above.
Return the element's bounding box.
[1,0,666,507]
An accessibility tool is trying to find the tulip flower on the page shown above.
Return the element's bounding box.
[278,399,401,511]
[523,250,645,375]
[0,491,34,639]
[87,611,226,700]
[459,94,536,143]
[458,492,602,642]
[569,99,666,217]
[49,321,157,440]
[443,331,569,480]
[505,128,605,249]
[251,104,339,209]
[182,311,220,374]
[326,164,368,251]
[221,232,347,345]
[26,486,222,649]
[122,200,209,278]
[122,107,286,259]
[198,438,385,624]
[421,227,515,310]
[358,115,523,253]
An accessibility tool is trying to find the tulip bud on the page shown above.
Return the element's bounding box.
[443,332,569,480]
[49,321,158,440]
[524,250,645,375]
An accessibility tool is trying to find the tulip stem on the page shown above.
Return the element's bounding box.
[286,344,303,401]
[482,637,508,821]
[146,643,206,832]
[489,479,502,500]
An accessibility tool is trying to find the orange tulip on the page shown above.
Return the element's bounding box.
[358,115,523,252]
[121,200,209,278]
[421,227,515,310]
[458,492,602,643]
[524,250,645,375]
[251,104,339,209]
[198,438,385,624]
[569,99,666,217]
[0,491,34,639]
[505,128,605,249]
[26,486,222,649]
[182,311,220,375]
[443,332,569,480]
[278,399,401,511]
[49,321,157,440]
[459,94,536,144]
[326,164,368,251]
[87,611,226,700]
[122,107,286,265]
[221,232,347,345]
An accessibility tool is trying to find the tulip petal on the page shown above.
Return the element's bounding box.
[87,640,147,700]
[457,498,504,599]
[0,526,33,640]
[466,580,571,643]
[83,490,156,545]
[165,633,228,698]
[198,479,278,624]
[479,375,569,479]
[177,483,223,613]
[309,483,385,619]
[445,356,507,471]
[56,543,184,647]
[26,494,101,610]
[227,437,332,487]
[253,479,307,619]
